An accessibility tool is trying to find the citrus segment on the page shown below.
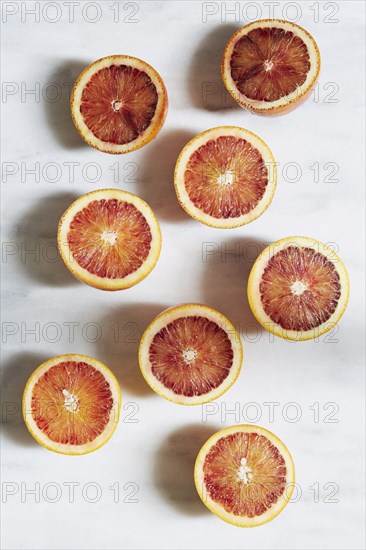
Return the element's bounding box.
[22,354,121,455]
[67,199,152,279]
[80,65,158,144]
[195,425,295,527]
[174,127,276,228]
[139,304,243,405]
[248,237,350,340]
[222,20,320,115]
[149,317,234,396]
[71,55,168,153]
[58,189,162,291]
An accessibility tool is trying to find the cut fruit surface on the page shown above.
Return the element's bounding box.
[195,425,295,527]
[58,189,162,290]
[139,304,243,405]
[222,20,320,115]
[22,354,121,455]
[174,127,276,228]
[71,55,168,153]
[248,237,350,340]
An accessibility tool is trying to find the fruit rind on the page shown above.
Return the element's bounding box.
[247,236,350,341]
[221,19,321,116]
[138,304,243,405]
[194,424,295,527]
[70,55,168,154]
[57,188,162,291]
[174,126,277,228]
[22,354,121,455]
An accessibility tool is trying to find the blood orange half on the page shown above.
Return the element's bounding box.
[222,20,320,115]
[194,425,295,527]
[22,354,121,455]
[139,304,243,405]
[58,189,162,291]
[248,237,350,341]
[71,55,168,153]
[174,127,276,228]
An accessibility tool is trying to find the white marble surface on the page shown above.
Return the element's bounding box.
[1,1,365,549]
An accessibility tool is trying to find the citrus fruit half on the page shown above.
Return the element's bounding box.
[22,354,121,455]
[174,126,276,228]
[71,55,168,153]
[139,304,243,405]
[248,236,350,341]
[194,424,295,527]
[222,19,321,115]
[58,189,162,291]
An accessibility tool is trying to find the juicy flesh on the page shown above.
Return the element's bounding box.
[80,64,158,144]
[260,246,341,331]
[149,316,234,397]
[67,199,152,279]
[203,432,287,518]
[31,362,114,445]
[184,136,268,219]
[230,27,311,102]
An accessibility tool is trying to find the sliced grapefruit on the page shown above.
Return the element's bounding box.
[174,126,276,228]
[195,425,295,527]
[58,189,162,291]
[71,55,168,153]
[22,354,121,455]
[248,237,350,341]
[222,19,320,115]
[139,304,243,405]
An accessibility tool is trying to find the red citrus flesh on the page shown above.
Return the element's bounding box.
[58,190,162,290]
[184,136,268,219]
[149,316,234,397]
[80,65,158,145]
[259,246,341,331]
[71,56,168,154]
[203,432,287,518]
[139,305,243,405]
[31,361,114,446]
[230,28,310,102]
[67,199,152,279]
[248,237,349,341]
